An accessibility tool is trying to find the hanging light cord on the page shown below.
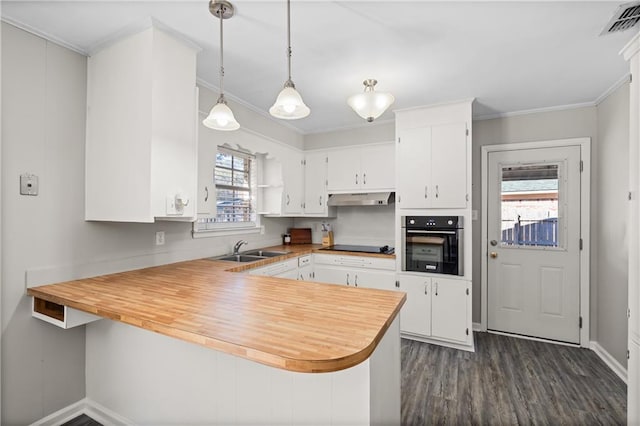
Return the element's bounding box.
[218,4,225,101]
[286,0,294,87]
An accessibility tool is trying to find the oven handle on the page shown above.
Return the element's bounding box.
[406,230,457,235]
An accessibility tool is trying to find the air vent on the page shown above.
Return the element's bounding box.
[601,1,640,35]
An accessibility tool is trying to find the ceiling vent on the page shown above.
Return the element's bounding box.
[601,1,640,35]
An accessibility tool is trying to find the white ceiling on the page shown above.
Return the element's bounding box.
[1,1,636,134]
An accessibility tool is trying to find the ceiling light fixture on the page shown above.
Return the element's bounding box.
[347,79,395,123]
[269,0,310,120]
[203,0,240,131]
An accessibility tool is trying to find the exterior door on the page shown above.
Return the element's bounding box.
[487,146,581,344]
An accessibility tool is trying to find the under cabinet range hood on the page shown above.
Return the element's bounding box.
[327,192,395,207]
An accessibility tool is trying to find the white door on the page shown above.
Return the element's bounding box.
[327,147,360,192]
[487,146,581,344]
[398,275,431,336]
[431,278,469,343]
[397,127,430,208]
[430,122,468,209]
[360,144,395,191]
[304,152,327,215]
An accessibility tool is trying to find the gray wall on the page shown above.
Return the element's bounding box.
[595,83,630,365]
[304,121,394,150]
[1,23,295,424]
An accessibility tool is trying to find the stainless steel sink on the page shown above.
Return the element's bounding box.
[242,250,290,258]
[214,254,267,263]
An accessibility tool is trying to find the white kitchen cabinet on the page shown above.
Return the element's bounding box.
[282,150,304,215]
[85,25,199,222]
[303,151,335,217]
[396,122,468,209]
[196,123,216,215]
[398,275,432,337]
[249,258,298,277]
[397,274,472,348]
[327,143,394,193]
[297,255,314,281]
[623,33,640,425]
[430,277,470,343]
[313,254,396,290]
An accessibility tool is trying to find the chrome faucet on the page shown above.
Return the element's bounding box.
[233,240,248,255]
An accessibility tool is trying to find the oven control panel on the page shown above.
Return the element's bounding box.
[404,216,463,229]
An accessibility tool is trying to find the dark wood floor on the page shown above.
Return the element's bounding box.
[402,332,627,425]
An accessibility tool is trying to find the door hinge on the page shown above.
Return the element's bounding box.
[466,194,469,202]
[580,160,583,172]
[397,137,401,144]
[466,328,469,336]
[579,238,583,250]
[627,349,630,360]
[466,288,469,296]
[465,128,469,136]
[579,316,583,329]
[395,280,400,288]
[629,191,633,201]
[628,308,631,319]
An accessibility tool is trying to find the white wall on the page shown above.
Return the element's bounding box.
[595,82,630,365]
[304,121,394,150]
[1,23,296,424]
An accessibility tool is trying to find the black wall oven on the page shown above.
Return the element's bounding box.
[401,216,463,276]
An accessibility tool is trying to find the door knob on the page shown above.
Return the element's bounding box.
[490,252,498,258]
[490,239,498,246]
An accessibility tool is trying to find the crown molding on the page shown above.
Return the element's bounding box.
[595,73,631,105]
[473,101,596,121]
[1,16,88,55]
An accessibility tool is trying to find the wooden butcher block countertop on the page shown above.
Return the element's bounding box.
[27,244,404,373]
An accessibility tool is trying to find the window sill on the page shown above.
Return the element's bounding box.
[192,225,264,239]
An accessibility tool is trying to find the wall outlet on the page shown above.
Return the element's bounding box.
[20,173,39,196]
[156,231,165,246]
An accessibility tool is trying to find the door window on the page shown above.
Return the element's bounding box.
[499,163,564,249]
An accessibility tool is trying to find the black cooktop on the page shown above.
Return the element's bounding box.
[320,244,394,254]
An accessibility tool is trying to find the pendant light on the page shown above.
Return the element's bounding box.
[269,0,310,120]
[347,79,395,123]
[203,0,240,131]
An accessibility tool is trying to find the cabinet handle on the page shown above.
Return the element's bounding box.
[363,173,367,185]
[435,185,439,198]
[424,284,428,295]
[204,186,209,202]
[346,273,350,285]
[286,194,290,205]
[319,195,322,206]
[395,280,400,288]
[434,282,438,296]
[424,186,428,199]
[355,174,358,185]
[354,275,358,287]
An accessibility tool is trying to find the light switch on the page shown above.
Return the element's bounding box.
[20,173,38,196]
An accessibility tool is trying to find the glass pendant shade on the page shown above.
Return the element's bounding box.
[347,79,395,122]
[269,83,310,119]
[203,98,240,131]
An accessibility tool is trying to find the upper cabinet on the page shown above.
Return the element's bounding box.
[327,143,395,193]
[395,101,472,210]
[397,122,468,209]
[85,25,199,222]
[303,151,335,217]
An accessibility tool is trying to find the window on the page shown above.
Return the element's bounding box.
[213,147,257,226]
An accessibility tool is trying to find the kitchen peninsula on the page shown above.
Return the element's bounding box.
[27,246,405,425]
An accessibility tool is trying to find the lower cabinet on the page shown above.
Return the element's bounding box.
[313,254,396,290]
[397,274,472,347]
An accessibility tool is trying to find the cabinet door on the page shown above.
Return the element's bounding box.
[196,133,216,215]
[431,278,469,343]
[275,269,299,280]
[298,265,313,281]
[282,150,304,214]
[361,144,395,191]
[327,147,361,192]
[397,127,430,208]
[353,270,396,291]
[430,122,468,208]
[314,265,349,285]
[629,340,639,425]
[304,151,328,215]
[398,275,431,336]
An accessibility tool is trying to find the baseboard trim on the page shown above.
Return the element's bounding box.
[472,322,483,332]
[590,341,628,384]
[29,397,134,426]
[402,333,475,352]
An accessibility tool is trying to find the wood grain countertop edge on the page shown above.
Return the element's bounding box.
[26,244,405,373]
